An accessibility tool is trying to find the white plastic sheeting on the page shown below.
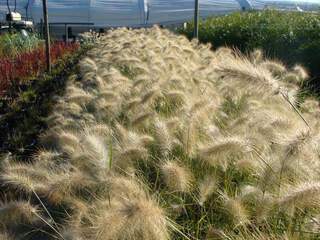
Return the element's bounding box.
[31,0,91,23]
[0,0,319,27]
[146,0,241,24]
[90,0,144,26]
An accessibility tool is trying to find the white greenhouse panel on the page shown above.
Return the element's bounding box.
[146,0,242,24]
[31,0,91,23]
[90,0,143,27]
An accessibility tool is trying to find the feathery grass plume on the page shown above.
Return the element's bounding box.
[112,125,152,170]
[198,175,218,206]
[261,60,287,77]
[46,170,94,205]
[279,182,320,211]
[167,75,186,89]
[126,98,142,111]
[113,146,149,171]
[0,153,12,169]
[81,113,96,123]
[206,227,227,240]
[84,124,111,138]
[4,161,49,182]
[282,129,311,158]
[215,47,234,59]
[221,193,249,227]
[105,175,148,200]
[65,102,84,116]
[82,173,170,239]
[215,52,279,94]
[0,201,39,225]
[67,91,94,106]
[64,197,90,229]
[153,117,173,157]
[141,88,161,105]
[91,196,170,240]
[133,78,147,88]
[240,185,265,202]
[1,162,47,193]
[240,185,274,221]
[182,46,196,55]
[98,90,118,100]
[250,49,263,64]
[114,122,128,141]
[161,161,193,192]
[61,229,84,240]
[235,158,257,171]
[80,57,98,74]
[131,112,154,127]
[293,64,309,81]
[199,136,251,168]
[80,133,110,170]
[58,131,80,148]
[92,75,107,89]
[282,72,301,84]
[92,97,118,113]
[45,112,65,127]
[177,102,211,157]
[205,124,222,139]
[256,154,285,194]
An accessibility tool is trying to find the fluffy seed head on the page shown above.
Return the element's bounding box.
[198,175,218,206]
[161,161,193,192]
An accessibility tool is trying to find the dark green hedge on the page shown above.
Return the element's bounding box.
[179,10,320,93]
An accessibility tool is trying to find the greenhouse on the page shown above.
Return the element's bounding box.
[0,0,320,27]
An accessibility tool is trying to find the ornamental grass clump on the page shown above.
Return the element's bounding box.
[1,26,320,239]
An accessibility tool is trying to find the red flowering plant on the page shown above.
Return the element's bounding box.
[0,41,79,97]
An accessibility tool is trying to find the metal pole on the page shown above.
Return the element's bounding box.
[40,19,44,38]
[42,0,51,73]
[194,0,199,39]
[65,24,68,43]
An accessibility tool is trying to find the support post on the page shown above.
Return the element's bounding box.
[42,0,51,73]
[194,0,199,39]
[40,19,43,38]
[65,24,68,43]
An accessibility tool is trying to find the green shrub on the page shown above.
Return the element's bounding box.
[180,10,320,94]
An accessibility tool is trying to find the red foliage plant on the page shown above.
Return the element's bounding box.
[0,41,79,96]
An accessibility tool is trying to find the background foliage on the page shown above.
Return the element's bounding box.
[180,10,320,94]
[0,32,41,57]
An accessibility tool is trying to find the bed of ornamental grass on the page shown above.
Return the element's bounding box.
[0,27,320,240]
